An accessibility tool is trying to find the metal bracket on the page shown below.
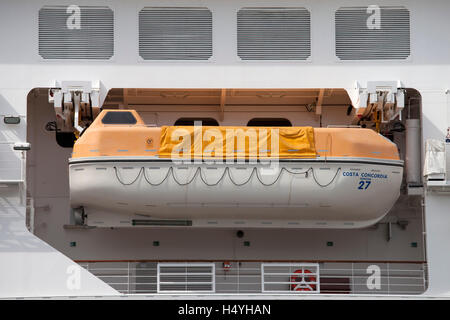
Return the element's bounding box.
[48,81,101,134]
[349,81,405,126]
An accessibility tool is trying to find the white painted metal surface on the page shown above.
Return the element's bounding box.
[0,184,118,298]
[0,0,449,298]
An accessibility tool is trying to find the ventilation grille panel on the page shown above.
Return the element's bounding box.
[335,6,410,60]
[139,7,212,60]
[157,263,215,292]
[237,7,311,60]
[38,6,114,60]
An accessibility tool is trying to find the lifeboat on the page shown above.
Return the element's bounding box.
[69,110,403,228]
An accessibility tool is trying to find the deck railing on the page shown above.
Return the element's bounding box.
[76,260,427,295]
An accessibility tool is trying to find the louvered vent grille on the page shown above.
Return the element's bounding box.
[335,6,410,60]
[139,7,212,60]
[237,7,311,60]
[157,263,215,292]
[38,6,114,60]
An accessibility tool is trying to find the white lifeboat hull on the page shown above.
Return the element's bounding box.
[69,157,403,229]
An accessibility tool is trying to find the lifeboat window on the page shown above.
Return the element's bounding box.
[174,118,219,126]
[101,111,137,125]
[247,118,292,127]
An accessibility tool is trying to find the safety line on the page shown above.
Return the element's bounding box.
[113,166,341,188]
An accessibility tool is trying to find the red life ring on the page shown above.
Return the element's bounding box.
[290,269,316,291]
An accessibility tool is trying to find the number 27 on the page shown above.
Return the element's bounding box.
[358,181,371,190]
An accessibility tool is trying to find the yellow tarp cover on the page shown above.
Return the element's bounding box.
[158,126,316,159]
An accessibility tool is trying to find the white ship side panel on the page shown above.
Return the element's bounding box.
[0,185,118,298]
[0,0,448,297]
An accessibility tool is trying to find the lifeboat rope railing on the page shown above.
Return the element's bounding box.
[112,165,342,188]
